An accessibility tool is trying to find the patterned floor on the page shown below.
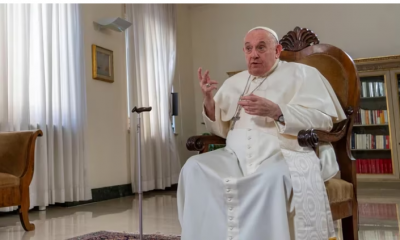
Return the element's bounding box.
[68,231,180,240]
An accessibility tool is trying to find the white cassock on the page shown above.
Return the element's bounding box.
[177,60,347,240]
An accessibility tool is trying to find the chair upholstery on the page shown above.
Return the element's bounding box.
[0,173,20,187]
[325,179,353,204]
[0,131,33,177]
[187,27,359,240]
[0,130,43,231]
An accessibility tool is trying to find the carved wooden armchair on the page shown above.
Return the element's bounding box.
[0,130,43,231]
[186,27,359,240]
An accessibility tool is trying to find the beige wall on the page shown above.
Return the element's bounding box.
[189,4,400,134]
[81,4,198,189]
[82,4,130,189]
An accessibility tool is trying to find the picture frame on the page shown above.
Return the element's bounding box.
[92,44,114,83]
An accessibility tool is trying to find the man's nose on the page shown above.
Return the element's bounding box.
[250,49,259,58]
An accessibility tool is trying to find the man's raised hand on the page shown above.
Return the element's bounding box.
[198,67,218,101]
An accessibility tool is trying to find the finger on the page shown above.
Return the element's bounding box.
[239,100,259,107]
[203,84,217,93]
[204,83,217,89]
[204,81,218,87]
[197,68,203,82]
[248,93,262,99]
[203,71,210,85]
[199,70,209,86]
[206,85,218,92]
[202,82,218,89]
[238,100,254,106]
[241,94,259,100]
[240,96,258,102]
[204,82,218,88]
[204,70,210,83]
[243,107,258,114]
[243,105,258,110]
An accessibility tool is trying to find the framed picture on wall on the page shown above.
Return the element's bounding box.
[92,44,114,83]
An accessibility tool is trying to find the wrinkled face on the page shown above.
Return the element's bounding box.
[243,29,282,76]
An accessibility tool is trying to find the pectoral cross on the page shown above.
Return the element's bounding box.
[230,106,242,130]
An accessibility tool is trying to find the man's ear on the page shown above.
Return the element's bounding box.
[275,44,283,59]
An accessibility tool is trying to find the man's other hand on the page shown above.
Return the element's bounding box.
[239,94,282,120]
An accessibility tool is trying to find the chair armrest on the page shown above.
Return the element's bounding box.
[0,130,43,179]
[24,130,43,180]
[186,135,226,152]
[298,107,354,148]
[297,124,347,148]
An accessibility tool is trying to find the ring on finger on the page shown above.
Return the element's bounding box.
[206,83,211,87]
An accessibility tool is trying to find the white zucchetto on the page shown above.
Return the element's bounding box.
[248,26,279,41]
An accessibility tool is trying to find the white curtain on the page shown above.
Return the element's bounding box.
[125,4,181,192]
[0,4,91,210]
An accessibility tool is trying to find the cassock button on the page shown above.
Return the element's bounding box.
[230,227,233,230]
[228,198,232,201]
[248,145,251,149]
[226,188,231,192]
[229,217,233,220]
[229,237,233,240]
[229,207,233,211]
[225,179,230,182]
[248,137,251,140]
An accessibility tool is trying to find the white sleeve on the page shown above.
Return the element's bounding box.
[274,104,333,136]
[202,101,230,139]
[274,65,346,136]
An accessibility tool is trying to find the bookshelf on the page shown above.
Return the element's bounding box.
[335,202,400,240]
[353,55,400,181]
[358,203,400,239]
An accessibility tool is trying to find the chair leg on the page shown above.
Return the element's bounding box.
[19,204,35,231]
[341,215,358,240]
[18,192,35,231]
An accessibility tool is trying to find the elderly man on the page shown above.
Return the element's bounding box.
[177,26,346,240]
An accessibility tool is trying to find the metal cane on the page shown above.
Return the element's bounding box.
[132,106,152,240]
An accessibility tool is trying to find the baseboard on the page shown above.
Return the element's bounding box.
[165,184,178,191]
[56,183,178,207]
[56,184,134,207]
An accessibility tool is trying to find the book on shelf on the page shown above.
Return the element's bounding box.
[356,159,392,174]
[361,81,385,98]
[355,109,388,125]
[358,203,397,220]
[351,133,390,150]
[358,203,399,240]
[361,231,400,240]
[359,230,399,240]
